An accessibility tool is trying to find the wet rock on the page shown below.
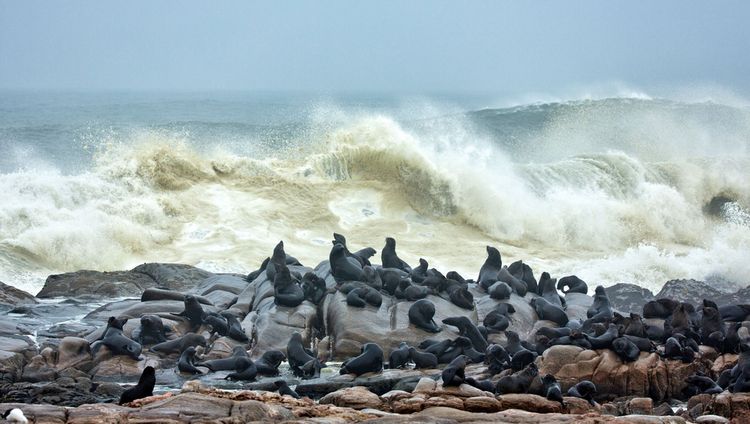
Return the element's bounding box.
[250,296,318,355]
[37,270,155,299]
[0,282,36,305]
[606,284,655,314]
[131,263,214,292]
[497,393,564,413]
[656,280,724,305]
[320,386,385,410]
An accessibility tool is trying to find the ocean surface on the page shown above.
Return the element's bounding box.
[1,90,750,295]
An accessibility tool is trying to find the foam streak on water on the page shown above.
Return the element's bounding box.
[1,93,750,294]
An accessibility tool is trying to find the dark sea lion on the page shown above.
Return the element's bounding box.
[273,263,305,308]
[340,343,383,376]
[381,237,412,272]
[141,288,213,305]
[703,299,719,310]
[301,272,327,305]
[446,271,467,285]
[119,366,155,405]
[197,346,248,372]
[623,335,656,352]
[484,309,510,332]
[332,233,375,266]
[91,326,142,360]
[352,247,377,266]
[623,313,647,338]
[408,347,438,369]
[362,286,383,307]
[540,277,564,308]
[177,346,203,374]
[537,272,552,296]
[204,313,229,337]
[488,281,512,300]
[438,336,473,364]
[378,268,410,295]
[510,348,537,371]
[274,380,300,399]
[496,362,538,394]
[664,303,692,336]
[662,336,694,362]
[266,240,301,282]
[246,257,270,282]
[531,297,569,326]
[442,316,488,351]
[497,267,527,296]
[701,306,725,344]
[92,315,128,343]
[508,260,538,295]
[541,374,563,403]
[226,356,257,381]
[346,288,367,307]
[504,331,525,356]
[330,243,365,282]
[410,258,429,283]
[219,311,249,342]
[584,323,619,349]
[447,285,474,310]
[478,246,502,290]
[405,284,430,301]
[137,315,169,345]
[549,329,592,350]
[643,298,679,319]
[150,333,206,355]
[612,337,640,362]
[300,358,324,379]
[287,332,316,375]
[255,350,286,375]
[587,286,614,321]
[686,374,723,395]
[171,294,205,331]
[567,380,597,405]
[408,299,442,333]
[388,342,411,369]
[465,376,495,393]
[485,344,511,375]
[441,355,468,386]
[536,326,571,340]
[423,339,452,356]
[362,266,383,291]
[422,275,449,292]
[720,304,750,322]
[557,275,588,295]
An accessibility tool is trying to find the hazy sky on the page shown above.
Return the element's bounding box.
[1,1,749,94]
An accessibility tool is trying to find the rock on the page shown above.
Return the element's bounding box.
[320,386,385,410]
[496,393,564,413]
[67,403,128,423]
[606,284,655,314]
[695,415,729,424]
[463,396,501,412]
[0,282,37,305]
[135,392,234,421]
[250,296,318,355]
[656,280,724,305]
[0,403,67,423]
[627,398,654,415]
[91,355,160,382]
[131,263,214,292]
[37,270,156,299]
[692,392,750,422]
[296,368,430,399]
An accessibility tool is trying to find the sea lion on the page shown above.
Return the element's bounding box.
[623,313,647,338]
[612,337,640,362]
[441,355,468,386]
[226,356,257,381]
[408,347,438,369]
[447,285,474,310]
[720,304,750,322]
[587,286,614,321]
[484,309,510,332]
[408,299,442,333]
[437,336,473,364]
[557,275,588,295]
[177,346,203,374]
[362,266,383,291]
[496,362,538,394]
[542,374,563,403]
[508,260,537,294]
[379,268,410,295]
[171,294,205,331]
[464,377,495,393]
[301,272,328,305]
[584,323,619,349]
[701,306,726,345]
[536,326,571,340]
[478,246,502,290]
[510,349,537,371]
[137,315,170,345]
[540,277,564,308]
[442,316,488,351]
[287,332,317,376]
[643,298,679,319]
[497,267,527,296]
[246,257,270,282]
[332,233,375,266]
[255,350,286,376]
[488,281,512,300]
[204,313,229,337]
[273,264,305,308]
[530,297,569,326]
[346,288,367,307]
[197,346,249,372]
[91,326,142,360]
[664,303,693,336]
[623,335,656,352]
[381,237,411,272]
[388,342,411,369]
[119,366,155,405]
[340,343,383,376]
[504,331,526,356]
[423,339,452,357]
[685,374,723,395]
[567,380,597,405]
[330,243,365,282]
[266,241,301,282]
[274,380,300,399]
[485,344,511,375]
[410,258,429,283]
[219,311,249,342]
[150,333,206,355]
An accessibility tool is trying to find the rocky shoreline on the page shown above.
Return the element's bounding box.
[1,242,750,422]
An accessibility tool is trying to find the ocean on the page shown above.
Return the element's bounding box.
[1,90,749,295]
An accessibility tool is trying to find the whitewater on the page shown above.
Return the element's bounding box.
[1,91,750,295]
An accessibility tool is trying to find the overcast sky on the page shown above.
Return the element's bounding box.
[1,1,749,95]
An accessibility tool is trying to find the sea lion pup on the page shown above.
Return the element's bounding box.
[485,344,511,375]
[388,342,411,369]
[497,267,528,296]
[379,268,410,295]
[301,272,327,305]
[362,266,383,291]
[340,343,383,376]
[496,362,539,394]
[504,330,527,356]
[410,258,430,283]
[643,298,679,319]
[150,333,206,355]
[510,348,538,371]
[273,263,305,308]
[488,281,512,300]
[401,280,430,301]
[662,336,695,362]
[346,288,367,307]
[408,347,438,369]
[584,323,619,349]
[541,374,563,403]
[540,277,565,308]
[171,294,205,331]
[664,303,693,337]
[612,337,640,362]
[720,304,750,322]
[567,380,597,405]
[508,260,538,294]
[587,285,614,321]
[685,374,723,395]
[177,346,203,374]
[204,312,229,337]
[442,316,488,351]
[329,243,365,282]
[408,299,442,333]
[557,275,588,295]
[484,309,511,332]
[441,355,469,386]
[91,324,143,360]
[246,257,270,282]
[226,356,258,381]
[423,339,452,357]
[530,297,569,326]
[219,311,249,342]
[197,346,248,372]
[119,366,155,405]
[478,246,502,290]
[138,315,167,345]
[274,380,301,399]
[381,237,412,273]
[447,285,474,310]
[255,350,286,375]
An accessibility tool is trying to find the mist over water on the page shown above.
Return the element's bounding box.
[1,91,749,295]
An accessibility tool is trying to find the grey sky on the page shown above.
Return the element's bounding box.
[1,1,749,94]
